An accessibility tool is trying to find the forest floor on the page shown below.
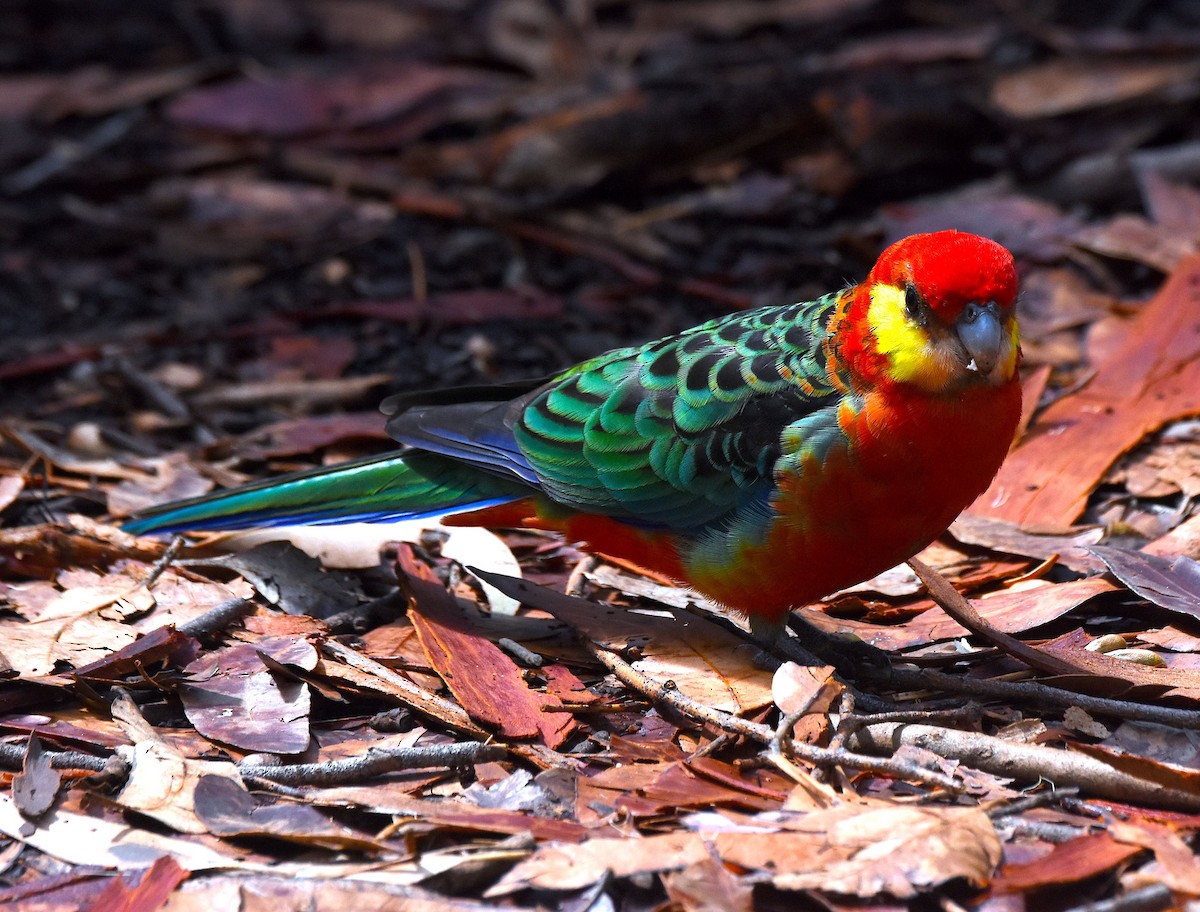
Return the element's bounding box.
[4,2,1200,910]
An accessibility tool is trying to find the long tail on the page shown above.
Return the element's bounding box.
[122,450,532,536]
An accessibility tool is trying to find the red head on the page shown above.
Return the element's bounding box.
[844,231,1020,392]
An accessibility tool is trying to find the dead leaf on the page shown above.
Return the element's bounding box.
[772,661,839,716]
[0,473,24,515]
[402,547,574,746]
[663,849,753,912]
[713,805,1001,897]
[808,578,1115,651]
[992,58,1200,119]
[12,736,61,819]
[75,855,189,912]
[992,832,1141,891]
[167,61,489,138]
[110,691,243,835]
[1108,819,1200,895]
[476,570,776,714]
[1073,213,1199,272]
[1091,546,1200,622]
[179,637,314,755]
[975,254,1200,526]
[488,832,710,894]
[193,775,387,851]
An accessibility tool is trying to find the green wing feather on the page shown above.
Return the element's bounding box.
[509,293,845,529]
[125,293,848,536]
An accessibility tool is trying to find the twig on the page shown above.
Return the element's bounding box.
[887,665,1200,730]
[985,785,1081,819]
[996,818,1093,844]
[497,637,544,668]
[324,588,406,633]
[566,554,598,596]
[0,740,115,774]
[141,535,185,590]
[1061,884,1173,912]
[588,641,959,791]
[323,639,485,736]
[4,108,145,195]
[178,596,255,638]
[106,355,218,445]
[851,721,1200,811]
[238,741,507,786]
[321,639,571,771]
[907,557,1080,675]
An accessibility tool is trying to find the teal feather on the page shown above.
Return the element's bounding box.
[121,451,530,535]
[125,291,850,537]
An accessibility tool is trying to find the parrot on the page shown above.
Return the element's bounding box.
[124,230,1021,635]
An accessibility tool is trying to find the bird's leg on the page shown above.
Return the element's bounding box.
[748,613,826,667]
[749,611,893,683]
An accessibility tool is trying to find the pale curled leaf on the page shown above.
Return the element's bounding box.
[715,805,1001,898]
[110,691,243,835]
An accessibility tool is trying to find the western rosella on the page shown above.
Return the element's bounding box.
[125,230,1022,627]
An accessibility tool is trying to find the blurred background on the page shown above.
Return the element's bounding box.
[2,0,1199,457]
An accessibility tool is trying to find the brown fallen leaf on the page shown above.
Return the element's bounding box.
[991,58,1200,119]
[713,804,1001,898]
[179,636,315,755]
[663,849,753,912]
[990,832,1141,892]
[110,691,242,835]
[12,736,61,819]
[488,831,710,894]
[1090,546,1200,622]
[974,254,1200,526]
[475,570,776,714]
[324,288,563,326]
[1073,213,1199,272]
[807,578,1116,651]
[193,775,388,852]
[167,61,490,138]
[1108,818,1200,896]
[402,547,575,747]
[0,473,24,515]
[74,855,189,912]
[238,411,389,460]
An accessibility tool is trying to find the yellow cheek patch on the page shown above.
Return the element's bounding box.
[1001,318,1021,378]
[866,283,956,388]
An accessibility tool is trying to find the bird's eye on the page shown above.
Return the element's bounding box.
[904,285,925,323]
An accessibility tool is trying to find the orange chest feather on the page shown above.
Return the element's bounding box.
[447,380,1021,624]
[688,379,1022,620]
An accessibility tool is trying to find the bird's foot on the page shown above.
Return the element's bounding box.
[749,612,893,684]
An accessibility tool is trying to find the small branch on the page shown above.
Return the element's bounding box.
[888,666,1200,730]
[4,108,144,194]
[239,741,507,786]
[589,641,959,791]
[321,639,571,772]
[325,588,406,633]
[907,558,1081,675]
[497,637,544,668]
[178,597,255,638]
[0,740,116,774]
[141,535,185,590]
[1061,884,1173,912]
[566,555,598,597]
[105,354,217,445]
[851,721,1200,811]
[323,638,485,736]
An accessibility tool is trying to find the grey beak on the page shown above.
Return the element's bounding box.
[957,301,1004,374]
